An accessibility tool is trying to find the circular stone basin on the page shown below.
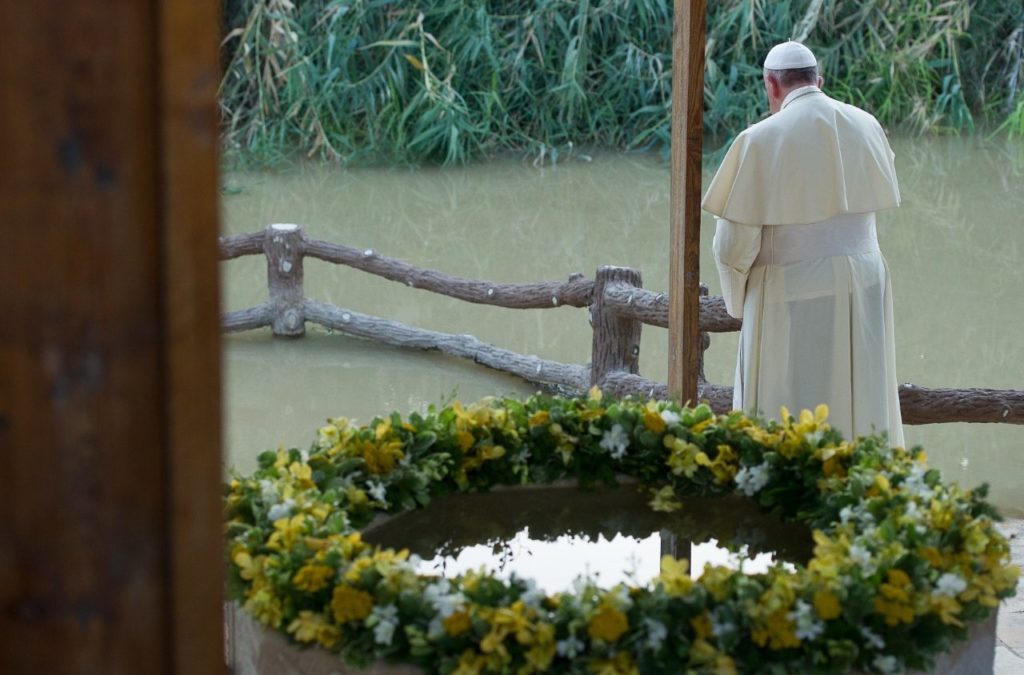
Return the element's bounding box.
[362,485,813,594]
[226,484,999,675]
[226,396,1013,675]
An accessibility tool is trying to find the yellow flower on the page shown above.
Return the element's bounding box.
[929,594,964,627]
[928,499,955,531]
[919,546,944,568]
[873,569,916,626]
[658,555,694,595]
[244,588,284,628]
[808,530,847,579]
[643,402,666,433]
[588,386,603,402]
[461,443,506,472]
[587,602,629,642]
[587,652,638,675]
[457,431,475,452]
[453,400,495,433]
[267,514,307,551]
[479,601,538,659]
[699,565,734,602]
[695,445,738,484]
[813,590,841,620]
[649,485,683,513]
[528,410,550,427]
[664,436,700,478]
[691,638,737,673]
[345,485,369,506]
[233,550,262,581]
[330,584,374,624]
[750,609,800,650]
[292,563,334,592]
[691,611,713,639]
[288,461,315,490]
[524,623,556,672]
[360,437,405,475]
[452,649,506,675]
[691,418,714,434]
[443,610,472,636]
[288,610,342,648]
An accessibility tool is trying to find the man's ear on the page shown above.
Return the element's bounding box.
[816,75,824,89]
[765,75,781,100]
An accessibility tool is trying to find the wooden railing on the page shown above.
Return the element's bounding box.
[220,224,1024,425]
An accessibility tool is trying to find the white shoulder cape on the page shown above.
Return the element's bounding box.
[701,89,900,226]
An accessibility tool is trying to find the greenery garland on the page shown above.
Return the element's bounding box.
[225,391,1019,674]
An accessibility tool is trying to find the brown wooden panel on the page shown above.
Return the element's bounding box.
[0,2,222,673]
[158,2,225,674]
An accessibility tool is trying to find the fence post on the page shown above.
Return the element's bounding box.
[264,223,305,337]
[698,283,710,386]
[591,266,643,388]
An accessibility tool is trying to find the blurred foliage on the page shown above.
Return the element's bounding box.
[220,0,1024,165]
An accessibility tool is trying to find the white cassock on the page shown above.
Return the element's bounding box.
[702,85,905,446]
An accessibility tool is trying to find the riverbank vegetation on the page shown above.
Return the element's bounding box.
[220,0,1024,165]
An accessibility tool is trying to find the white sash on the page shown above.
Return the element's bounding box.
[753,212,879,267]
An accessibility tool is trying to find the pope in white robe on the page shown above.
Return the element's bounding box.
[702,41,905,446]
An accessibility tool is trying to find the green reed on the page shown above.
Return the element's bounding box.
[219,0,1024,165]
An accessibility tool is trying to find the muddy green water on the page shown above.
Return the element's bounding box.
[221,137,1024,516]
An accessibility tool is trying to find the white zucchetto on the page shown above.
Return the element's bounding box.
[763,41,817,70]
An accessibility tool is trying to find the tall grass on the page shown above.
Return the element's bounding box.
[220,0,1024,165]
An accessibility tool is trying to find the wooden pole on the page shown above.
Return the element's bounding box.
[0,2,223,673]
[668,0,707,403]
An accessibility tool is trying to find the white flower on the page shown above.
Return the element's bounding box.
[848,544,876,574]
[611,585,633,610]
[556,635,585,658]
[934,573,967,598]
[860,626,885,650]
[711,608,736,638]
[839,505,856,524]
[369,604,399,646]
[872,654,903,674]
[427,616,445,639]
[259,479,279,505]
[902,464,934,500]
[518,578,547,608]
[805,430,824,445]
[600,424,630,460]
[734,463,771,496]
[424,580,465,618]
[660,410,681,426]
[267,499,295,521]
[787,600,824,641]
[513,449,532,464]
[366,480,388,502]
[643,617,668,651]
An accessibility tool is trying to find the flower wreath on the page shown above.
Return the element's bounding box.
[225,391,1019,674]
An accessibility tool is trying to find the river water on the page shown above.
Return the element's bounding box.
[221,136,1024,516]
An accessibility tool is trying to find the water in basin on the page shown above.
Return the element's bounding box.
[362,485,812,594]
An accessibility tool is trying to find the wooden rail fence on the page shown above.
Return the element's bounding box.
[220,224,1024,426]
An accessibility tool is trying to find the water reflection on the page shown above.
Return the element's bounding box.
[363,486,811,594]
[222,137,1024,515]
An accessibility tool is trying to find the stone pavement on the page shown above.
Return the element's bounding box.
[996,518,1024,674]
